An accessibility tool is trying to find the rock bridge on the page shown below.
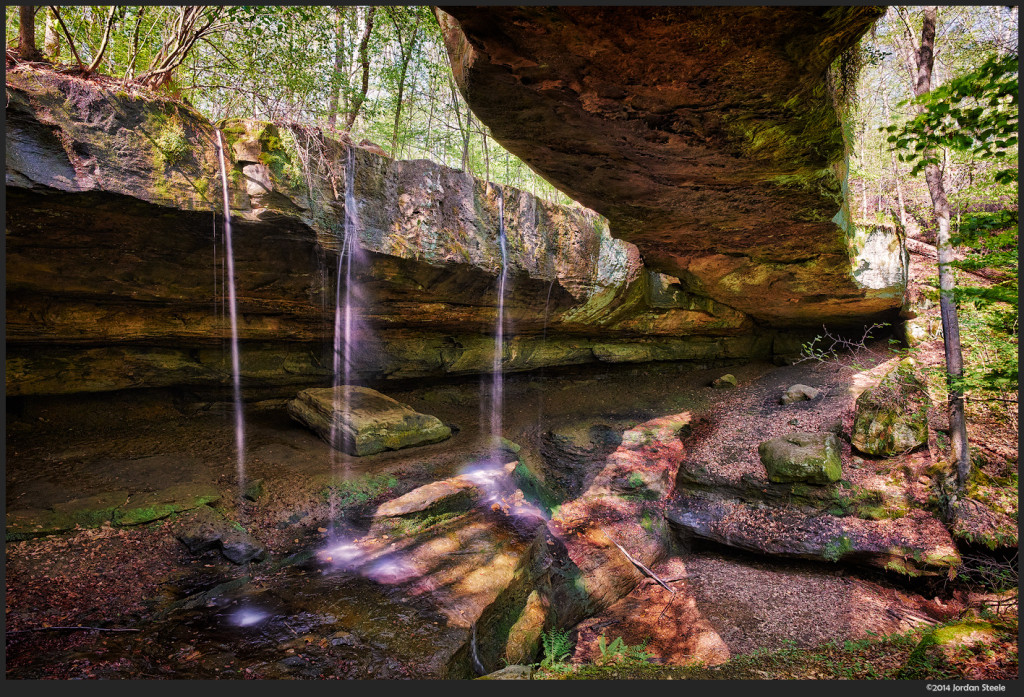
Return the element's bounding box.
[437,6,897,325]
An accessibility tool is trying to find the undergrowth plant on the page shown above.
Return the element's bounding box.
[539,628,574,671]
[596,635,652,666]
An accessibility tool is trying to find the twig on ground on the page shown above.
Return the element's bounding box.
[601,529,674,594]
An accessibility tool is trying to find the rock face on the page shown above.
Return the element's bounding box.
[287,386,452,456]
[3,66,845,399]
[437,6,904,326]
[851,363,931,456]
[668,496,960,576]
[759,432,842,485]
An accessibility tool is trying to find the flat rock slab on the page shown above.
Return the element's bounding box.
[478,665,535,680]
[113,483,221,526]
[571,557,729,667]
[287,386,451,456]
[372,478,478,519]
[7,491,131,539]
[668,494,960,576]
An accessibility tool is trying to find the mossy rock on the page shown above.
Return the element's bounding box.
[287,386,451,456]
[758,431,842,485]
[6,508,73,540]
[851,362,930,456]
[113,483,221,526]
[51,490,131,529]
[711,373,737,388]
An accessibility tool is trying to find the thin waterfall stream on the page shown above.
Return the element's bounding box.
[214,130,246,501]
[490,185,509,457]
[327,145,363,534]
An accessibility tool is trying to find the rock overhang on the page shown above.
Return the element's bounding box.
[436,5,899,326]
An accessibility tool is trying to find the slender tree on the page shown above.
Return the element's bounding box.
[43,6,59,58]
[907,7,971,488]
[344,6,376,131]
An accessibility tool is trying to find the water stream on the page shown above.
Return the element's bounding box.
[490,185,509,458]
[535,278,557,427]
[327,146,363,528]
[214,130,246,500]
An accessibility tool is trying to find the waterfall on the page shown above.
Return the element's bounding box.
[536,278,556,427]
[327,145,362,528]
[214,130,246,501]
[490,185,509,456]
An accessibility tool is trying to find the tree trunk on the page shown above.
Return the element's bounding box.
[913,6,971,489]
[43,7,60,58]
[18,6,41,61]
[344,7,376,131]
[461,106,472,173]
[326,6,347,129]
[389,10,424,156]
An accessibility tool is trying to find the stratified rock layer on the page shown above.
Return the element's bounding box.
[437,6,902,324]
[5,66,830,398]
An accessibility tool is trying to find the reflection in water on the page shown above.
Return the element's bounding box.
[229,606,269,627]
[364,555,420,585]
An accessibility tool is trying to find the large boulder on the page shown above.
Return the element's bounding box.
[781,384,821,404]
[851,362,930,456]
[758,432,842,485]
[287,386,451,456]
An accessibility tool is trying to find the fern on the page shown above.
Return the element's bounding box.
[540,628,573,668]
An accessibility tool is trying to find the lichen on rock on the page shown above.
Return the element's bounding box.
[851,361,931,457]
[758,431,842,485]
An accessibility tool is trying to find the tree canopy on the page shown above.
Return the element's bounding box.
[5,5,576,205]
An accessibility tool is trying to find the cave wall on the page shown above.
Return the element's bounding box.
[6,67,814,399]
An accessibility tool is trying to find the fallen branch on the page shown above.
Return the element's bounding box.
[602,529,674,594]
[8,626,140,634]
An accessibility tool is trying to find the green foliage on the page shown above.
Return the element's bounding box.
[154,122,189,168]
[884,53,1018,184]
[596,635,652,666]
[321,473,398,508]
[823,535,853,562]
[540,628,574,669]
[13,5,576,206]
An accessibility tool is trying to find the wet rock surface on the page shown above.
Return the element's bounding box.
[174,506,268,565]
